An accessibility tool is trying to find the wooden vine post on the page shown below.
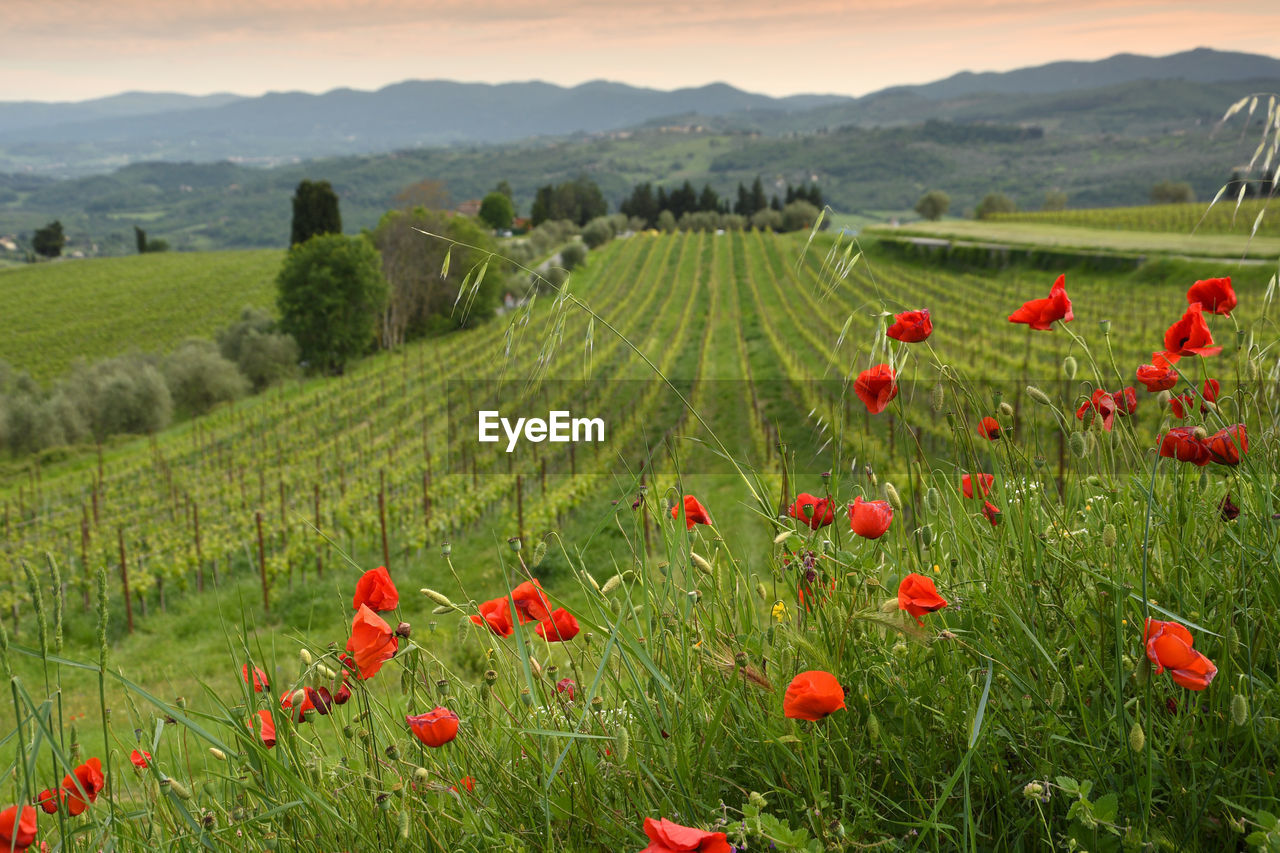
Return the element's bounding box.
[256,511,269,613]
[118,528,134,634]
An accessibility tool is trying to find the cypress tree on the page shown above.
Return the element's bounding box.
[290,179,342,246]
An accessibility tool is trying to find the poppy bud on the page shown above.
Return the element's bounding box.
[691,552,713,574]
[883,482,902,513]
[394,622,412,640]
[925,488,940,513]
[918,524,933,547]
[756,582,768,601]
[343,725,354,739]
[1050,682,1065,709]
[1062,356,1078,380]
[584,632,594,645]
[1101,524,1117,548]
[1232,693,1249,726]
[866,712,881,742]
[528,657,542,678]
[209,748,227,761]
[1098,320,1110,335]
[930,383,945,413]
[176,696,187,709]
[601,573,624,595]
[998,401,1015,419]
[1128,721,1145,753]
[161,778,192,800]
[615,726,630,762]
[532,540,547,567]
[299,649,312,666]
[1069,432,1088,458]
[398,807,411,841]
[1027,386,1052,406]
[420,588,453,608]
[441,542,452,557]
[413,767,429,786]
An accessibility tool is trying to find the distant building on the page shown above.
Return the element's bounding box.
[455,199,482,217]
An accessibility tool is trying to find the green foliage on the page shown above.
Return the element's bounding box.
[65,353,172,441]
[1150,179,1196,204]
[530,176,607,227]
[781,200,820,233]
[289,179,343,247]
[32,219,65,258]
[217,307,298,392]
[276,233,387,373]
[975,191,1018,219]
[163,340,248,416]
[478,192,515,231]
[581,217,615,249]
[751,208,783,231]
[135,225,148,255]
[558,242,586,272]
[1042,189,1068,211]
[915,189,951,220]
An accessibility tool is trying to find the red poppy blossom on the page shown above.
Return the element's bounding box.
[1076,389,1118,431]
[250,709,277,748]
[241,664,269,693]
[0,805,37,853]
[782,670,847,721]
[406,707,460,748]
[887,309,933,342]
[788,493,835,529]
[1112,387,1137,417]
[333,680,352,705]
[982,501,1001,526]
[352,566,399,612]
[451,776,476,794]
[556,678,576,700]
[1008,274,1073,330]
[977,416,1001,440]
[345,604,399,680]
[471,596,515,637]
[510,579,552,624]
[961,473,995,499]
[1169,392,1196,420]
[1187,277,1236,316]
[897,573,949,625]
[1206,424,1248,466]
[1159,303,1221,362]
[61,758,104,817]
[535,607,580,642]
[798,577,835,612]
[1158,427,1211,466]
[848,496,893,539]
[1136,363,1178,392]
[280,687,333,723]
[671,495,712,529]
[1201,378,1220,412]
[129,750,150,769]
[34,790,58,815]
[1144,618,1217,691]
[640,817,732,853]
[854,364,898,414]
[1219,493,1240,521]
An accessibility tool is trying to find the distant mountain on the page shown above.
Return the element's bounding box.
[0,91,244,135]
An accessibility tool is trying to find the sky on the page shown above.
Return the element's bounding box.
[4,0,1280,102]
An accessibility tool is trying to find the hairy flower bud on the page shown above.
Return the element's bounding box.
[883,482,903,513]
[420,588,453,608]
[930,383,945,413]
[998,401,1015,419]
[1101,524,1117,549]
[1069,432,1088,458]
[1231,693,1250,727]
[1128,721,1146,753]
[1062,356,1078,380]
[1027,385,1053,406]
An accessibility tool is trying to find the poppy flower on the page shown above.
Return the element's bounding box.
[470,596,515,637]
[798,577,835,612]
[671,495,712,529]
[250,709,276,748]
[61,758,104,817]
[129,750,150,769]
[982,501,1001,526]
[1158,427,1211,466]
[1206,424,1248,466]
[854,364,898,414]
[510,579,552,624]
[1112,387,1137,417]
[34,790,58,815]
[1143,618,1217,691]
[897,573,949,625]
[352,566,399,612]
[1008,274,1073,330]
[640,817,732,853]
[1169,391,1196,419]
[1200,378,1220,412]
[1159,303,1221,362]
[788,493,835,529]
[887,309,933,342]
[1187,276,1236,316]
[1076,389,1118,431]
[977,416,1001,440]
[345,604,399,680]
[451,776,476,794]
[0,805,37,852]
[333,681,352,705]
[241,664,269,693]
[961,473,995,499]
[848,496,893,540]
[1136,363,1178,392]
[281,687,333,723]
[1219,493,1240,521]
[406,707,460,748]
[556,678,576,700]
[535,608,580,642]
[782,670,847,721]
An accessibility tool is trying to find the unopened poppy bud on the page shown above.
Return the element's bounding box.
[483,669,498,684]
[175,696,187,709]
[583,632,594,645]
[1062,356,1078,379]
[615,726,630,762]
[528,657,542,678]
[161,777,192,800]
[398,807,411,840]
[507,537,522,552]
[1050,682,1065,709]
[1192,426,1208,441]
[532,540,547,567]
[420,588,453,608]
[343,725,354,739]
[1128,721,1145,753]
[930,383,945,413]
[688,590,701,605]
[1197,470,1209,490]
[317,664,337,679]
[440,542,452,557]
[209,748,227,761]
[866,712,881,742]
[756,582,768,601]
[883,482,902,513]
[413,767,429,787]
[690,552,713,574]
[1022,782,1044,800]
[918,524,933,547]
[601,573,624,595]
[1068,432,1088,458]
[998,401,1015,419]
[1101,524,1117,548]
[1157,390,1172,408]
[925,487,940,513]
[299,649,312,666]
[773,530,792,546]
[1231,693,1249,726]
[1027,385,1052,406]
[582,571,602,593]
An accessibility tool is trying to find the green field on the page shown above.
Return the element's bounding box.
[2,231,1278,850]
[992,198,1280,238]
[0,249,281,382]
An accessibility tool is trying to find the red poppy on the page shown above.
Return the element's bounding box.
[281,687,333,723]
[510,579,552,624]
[535,607,580,642]
[848,496,893,539]
[1200,378,1220,412]
[406,707,460,748]
[897,573,948,625]
[640,817,732,853]
[982,501,1001,526]
[345,604,398,680]
[0,805,37,852]
[1158,427,1211,466]
[1112,387,1137,417]
[1076,389,1118,431]
[556,678,576,700]
[352,566,399,612]
[1159,303,1221,362]
[977,416,1001,440]
[782,670,847,721]
[1169,392,1196,420]
[854,364,898,414]
[1219,493,1240,521]
[1008,274,1073,330]
[451,776,476,794]
[34,790,58,815]
[671,495,712,529]
[1206,424,1248,466]
[470,596,515,637]
[333,681,352,705]
[798,577,835,612]
[1144,618,1217,691]
[242,664,269,693]
[1187,277,1236,316]
[61,758,104,817]
[129,749,150,769]
[961,473,995,499]
[250,709,277,748]
[887,309,933,342]
[788,493,835,529]
[1136,363,1178,392]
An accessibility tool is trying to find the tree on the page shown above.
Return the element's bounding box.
[781,201,820,232]
[914,190,950,221]
[395,179,450,211]
[1150,180,1195,205]
[32,220,65,258]
[620,183,659,228]
[974,193,1017,220]
[276,234,386,373]
[478,192,515,230]
[135,226,148,254]
[494,180,514,201]
[290,180,342,247]
[1042,190,1068,212]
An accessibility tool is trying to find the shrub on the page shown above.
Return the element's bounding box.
[218,307,298,392]
[559,243,587,271]
[751,209,783,232]
[581,217,615,249]
[974,192,1017,219]
[914,190,951,220]
[66,354,172,441]
[781,200,820,233]
[164,340,249,416]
